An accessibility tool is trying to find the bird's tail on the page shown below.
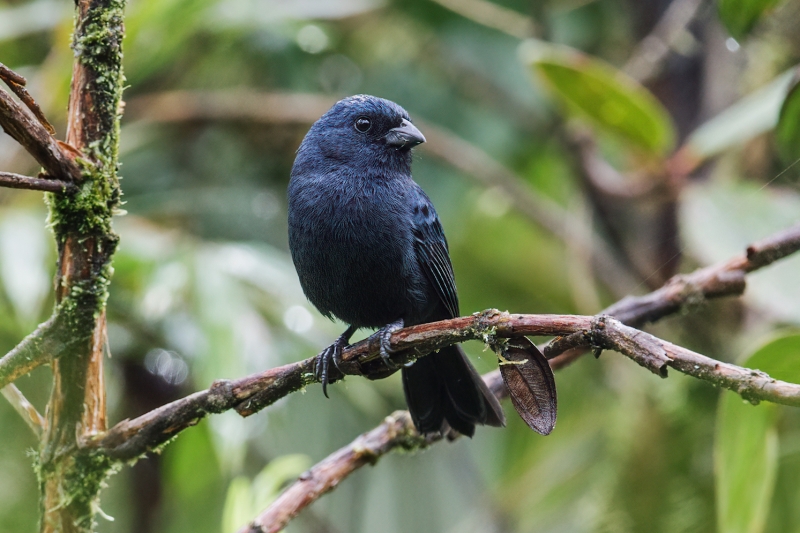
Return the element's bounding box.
[402,345,505,437]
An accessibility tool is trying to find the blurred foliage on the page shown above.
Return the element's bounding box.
[1,0,800,532]
[717,0,781,41]
[715,333,800,533]
[521,39,676,155]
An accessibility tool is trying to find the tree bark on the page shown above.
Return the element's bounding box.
[37,1,125,531]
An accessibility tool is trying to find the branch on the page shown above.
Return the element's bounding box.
[0,62,56,135]
[91,360,315,460]
[239,411,429,533]
[91,314,582,460]
[37,0,126,529]
[602,221,800,327]
[0,314,69,390]
[0,83,83,183]
[1,384,45,437]
[0,171,78,193]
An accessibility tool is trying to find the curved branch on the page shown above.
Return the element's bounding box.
[602,221,800,327]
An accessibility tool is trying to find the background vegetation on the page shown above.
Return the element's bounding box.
[1,0,799,531]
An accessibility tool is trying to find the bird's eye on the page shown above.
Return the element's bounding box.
[354,117,372,133]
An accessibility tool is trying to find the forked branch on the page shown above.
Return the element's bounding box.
[0,69,83,183]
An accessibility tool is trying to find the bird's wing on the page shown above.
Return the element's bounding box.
[411,188,459,318]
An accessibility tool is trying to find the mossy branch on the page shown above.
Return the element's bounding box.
[0,314,66,390]
[35,0,126,532]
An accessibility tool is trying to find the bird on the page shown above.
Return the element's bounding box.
[287,94,507,436]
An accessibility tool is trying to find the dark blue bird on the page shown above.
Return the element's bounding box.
[288,95,506,436]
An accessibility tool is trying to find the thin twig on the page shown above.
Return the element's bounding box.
[533,221,800,368]
[603,222,800,326]
[0,87,83,182]
[1,384,45,437]
[0,171,77,193]
[0,63,27,86]
[0,62,56,135]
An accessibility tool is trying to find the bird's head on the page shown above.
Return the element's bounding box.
[295,95,426,176]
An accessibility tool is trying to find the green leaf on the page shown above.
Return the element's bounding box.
[775,73,800,166]
[220,454,310,533]
[718,0,781,40]
[685,69,795,161]
[714,332,800,533]
[221,476,253,533]
[250,454,311,510]
[715,393,777,533]
[745,333,800,383]
[520,39,676,156]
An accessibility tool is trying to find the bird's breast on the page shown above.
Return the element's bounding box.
[288,178,427,327]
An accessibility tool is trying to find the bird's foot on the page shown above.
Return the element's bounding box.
[377,318,404,370]
[316,326,356,398]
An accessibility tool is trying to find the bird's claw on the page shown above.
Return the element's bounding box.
[378,319,404,370]
[315,344,341,399]
[315,329,354,398]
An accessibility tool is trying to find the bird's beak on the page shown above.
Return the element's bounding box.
[384,119,426,149]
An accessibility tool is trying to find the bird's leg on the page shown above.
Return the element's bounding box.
[316,325,357,398]
[377,318,404,370]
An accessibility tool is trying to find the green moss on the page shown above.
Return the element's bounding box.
[47,0,125,241]
[72,0,126,156]
[38,450,121,531]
